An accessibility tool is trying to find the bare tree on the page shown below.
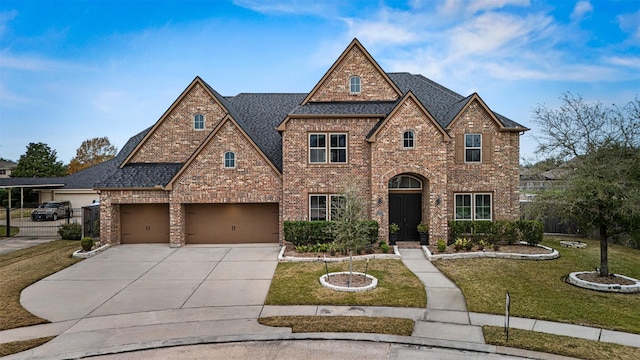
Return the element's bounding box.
[532,93,640,276]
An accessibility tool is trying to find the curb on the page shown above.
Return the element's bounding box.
[423,242,559,261]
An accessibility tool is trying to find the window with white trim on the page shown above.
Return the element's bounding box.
[309,194,345,221]
[465,134,481,162]
[309,133,347,164]
[455,193,492,221]
[403,130,415,149]
[350,76,361,94]
[224,151,235,168]
[194,114,204,130]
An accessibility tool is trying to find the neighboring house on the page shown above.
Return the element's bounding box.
[0,156,121,209]
[95,39,528,246]
[0,159,16,178]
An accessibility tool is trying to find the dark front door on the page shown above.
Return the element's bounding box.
[389,193,421,241]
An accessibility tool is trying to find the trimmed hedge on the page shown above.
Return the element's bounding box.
[448,220,543,246]
[284,220,379,246]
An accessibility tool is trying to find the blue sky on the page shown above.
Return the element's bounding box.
[1,0,638,165]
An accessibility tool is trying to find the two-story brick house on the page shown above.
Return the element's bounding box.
[96,39,527,246]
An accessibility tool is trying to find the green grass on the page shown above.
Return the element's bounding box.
[0,240,82,330]
[483,326,639,360]
[265,259,426,308]
[434,237,640,333]
[0,226,19,237]
[259,316,414,336]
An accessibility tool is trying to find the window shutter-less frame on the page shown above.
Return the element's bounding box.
[455,133,464,163]
[482,133,492,163]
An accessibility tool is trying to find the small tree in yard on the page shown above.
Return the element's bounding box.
[11,142,67,177]
[332,185,370,283]
[532,93,640,277]
[68,137,117,174]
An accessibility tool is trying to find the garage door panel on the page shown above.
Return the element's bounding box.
[121,204,170,244]
[186,203,278,244]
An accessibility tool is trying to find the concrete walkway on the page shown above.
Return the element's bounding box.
[1,244,639,359]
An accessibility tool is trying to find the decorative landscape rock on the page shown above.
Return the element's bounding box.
[567,272,640,293]
[560,241,587,248]
[320,271,378,292]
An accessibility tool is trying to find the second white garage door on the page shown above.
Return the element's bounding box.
[185,203,279,244]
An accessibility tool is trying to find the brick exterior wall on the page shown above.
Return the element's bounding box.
[282,118,378,221]
[308,46,400,102]
[370,97,450,244]
[130,83,226,163]
[446,101,521,222]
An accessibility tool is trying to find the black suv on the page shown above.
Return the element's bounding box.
[31,201,73,221]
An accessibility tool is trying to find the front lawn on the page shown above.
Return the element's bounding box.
[0,240,82,330]
[434,237,640,333]
[265,259,426,308]
[0,226,20,237]
[259,316,414,336]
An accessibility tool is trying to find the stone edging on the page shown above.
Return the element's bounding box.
[423,242,559,261]
[72,244,111,258]
[319,272,378,292]
[278,245,401,262]
[567,271,640,293]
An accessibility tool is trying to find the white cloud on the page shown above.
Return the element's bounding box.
[570,1,593,22]
[438,0,530,17]
[604,55,640,70]
[344,18,417,45]
[232,0,336,16]
[617,10,640,43]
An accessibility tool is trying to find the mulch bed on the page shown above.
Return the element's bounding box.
[283,244,391,258]
[427,244,553,255]
[576,272,637,286]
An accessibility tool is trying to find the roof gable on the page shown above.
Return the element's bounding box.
[121,77,230,166]
[367,91,451,143]
[446,93,527,132]
[302,38,402,104]
[165,115,281,190]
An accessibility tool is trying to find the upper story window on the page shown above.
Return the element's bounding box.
[403,131,415,149]
[309,133,348,164]
[349,76,361,94]
[194,114,205,130]
[224,151,235,168]
[465,134,482,162]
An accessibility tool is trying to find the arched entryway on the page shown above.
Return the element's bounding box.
[388,175,423,241]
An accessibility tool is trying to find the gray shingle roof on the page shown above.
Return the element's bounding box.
[4,72,526,191]
[227,93,306,172]
[95,163,183,188]
[290,101,397,116]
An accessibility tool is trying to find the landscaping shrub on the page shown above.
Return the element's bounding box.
[437,240,447,252]
[284,220,378,246]
[380,242,389,253]
[80,237,94,251]
[448,220,543,246]
[517,220,544,246]
[58,223,81,240]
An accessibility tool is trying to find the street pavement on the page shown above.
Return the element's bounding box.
[0,243,638,359]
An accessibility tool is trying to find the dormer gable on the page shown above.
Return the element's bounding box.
[121,77,230,166]
[302,38,402,104]
[367,91,451,143]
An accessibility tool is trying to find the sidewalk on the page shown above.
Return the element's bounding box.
[0,245,638,359]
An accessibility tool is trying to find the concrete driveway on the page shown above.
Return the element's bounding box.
[21,244,280,322]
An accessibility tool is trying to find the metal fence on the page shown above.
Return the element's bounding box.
[3,207,82,238]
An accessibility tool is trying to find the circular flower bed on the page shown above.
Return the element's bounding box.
[567,271,640,293]
[319,272,378,292]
